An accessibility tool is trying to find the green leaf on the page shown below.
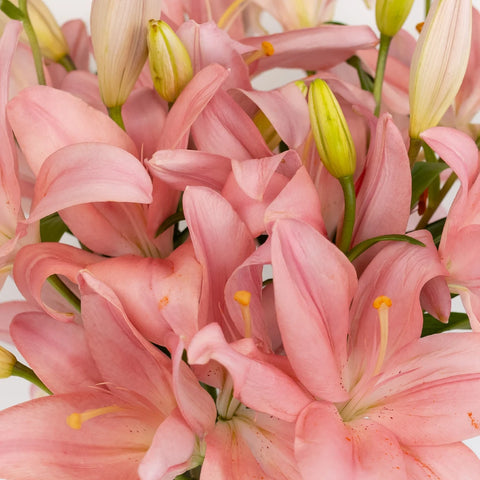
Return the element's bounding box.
[421,311,471,337]
[40,213,71,242]
[424,217,446,247]
[411,162,448,209]
[347,234,424,262]
[0,0,24,20]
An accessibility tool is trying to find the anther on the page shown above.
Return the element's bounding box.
[66,405,123,430]
[234,290,252,338]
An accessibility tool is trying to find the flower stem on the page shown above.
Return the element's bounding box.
[337,175,356,254]
[13,361,52,395]
[107,105,126,130]
[18,0,46,85]
[373,33,392,117]
[425,0,431,15]
[58,54,76,72]
[47,274,81,312]
[408,137,422,167]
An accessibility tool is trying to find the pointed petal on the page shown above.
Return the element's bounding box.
[27,142,152,223]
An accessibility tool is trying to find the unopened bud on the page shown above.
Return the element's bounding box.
[409,0,472,138]
[91,0,161,108]
[308,79,356,178]
[147,20,193,103]
[0,0,69,61]
[0,346,16,379]
[376,0,415,37]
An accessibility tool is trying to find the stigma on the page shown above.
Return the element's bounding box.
[234,290,252,338]
[372,295,392,375]
[66,404,123,430]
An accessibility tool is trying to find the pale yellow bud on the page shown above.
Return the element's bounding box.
[308,79,356,178]
[0,346,16,379]
[91,0,162,108]
[409,0,472,139]
[147,20,193,103]
[0,0,69,61]
[376,0,415,37]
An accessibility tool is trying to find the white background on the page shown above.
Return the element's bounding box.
[1,0,480,463]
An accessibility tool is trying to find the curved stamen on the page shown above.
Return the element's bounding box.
[234,290,252,338]
[373,295,392,375]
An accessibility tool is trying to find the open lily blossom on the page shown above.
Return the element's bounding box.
[2,0,480,478]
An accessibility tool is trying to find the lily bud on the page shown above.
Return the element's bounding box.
[0,0,68,61]
[147,20,193,103]
[409,0,472,139]
[0,346,16,379]
[308,79,356,178]
[376,0,415,37]
[91,0,162,108]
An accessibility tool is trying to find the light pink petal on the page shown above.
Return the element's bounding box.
[78,272,177,414]
[404,443,480,479]
[295,401,355,480]
[191,88,272,160]
[420,275,451,323]
[188,323,312,422]
[235,83,310,148]
[365,332,480,445]
[156,63,230,150]
[60,70,105,112]
[171,339,216,436]
[178,20,251,90]
[63,19,91,71]
[183,186,255,332]
[0,390,159,480]
[233,408,301,480]
[265,166,326,236]
[272,218,357,401]
[27,142,153,223]
[123,87,167,159]
[352,114,411,271]
[7,86,138,175]
[0,300,34,343]
[149,149,231,191]
[139,408,197,480]
[347,230,448,385]
[11,311,102,393]
[13,243,100,321]
[242,25,378,74]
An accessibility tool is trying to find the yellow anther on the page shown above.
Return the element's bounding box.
[372,296,392,375]
[234,290,252,338]
[234,290,251,307]
[261,41,274,56]
[66,405,123,430]
[416,22,424,33]
[373,295,392,309]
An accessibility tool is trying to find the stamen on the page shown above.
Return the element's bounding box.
[234,290,252,338]
[372,295,392,375]
[217,0,252,30]
[66,405,123,430]
[244,42,275,66]
[416,22,424,33]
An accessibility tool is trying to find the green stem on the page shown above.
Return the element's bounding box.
[47,274,81,312]
[408,137,422,167]
[337,175,356,254]
[416,172,457,229]
[156,211,185,237]
[425,0,431,16]
[58,54,76,72]
[373,33,392,117]
[107,105,126,130]
[13,361,52,395]
[18,0,46,85]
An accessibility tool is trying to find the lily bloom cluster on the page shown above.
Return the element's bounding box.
[0,0,480,478]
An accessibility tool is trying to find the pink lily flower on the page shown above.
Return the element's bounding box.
[272,218,480,478]
[0,271,214,479]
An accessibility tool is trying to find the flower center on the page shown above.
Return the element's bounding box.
[373,295,392,375]
[66,405,123,430]
[234,290,252,338]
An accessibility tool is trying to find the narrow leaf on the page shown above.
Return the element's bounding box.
[422,311,470,336]
[411,161,448,208]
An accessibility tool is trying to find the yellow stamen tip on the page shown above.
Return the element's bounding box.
[261,41,274,56]
[66,413,83,430]
[373,295,392,309]
[234,290,251,306]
